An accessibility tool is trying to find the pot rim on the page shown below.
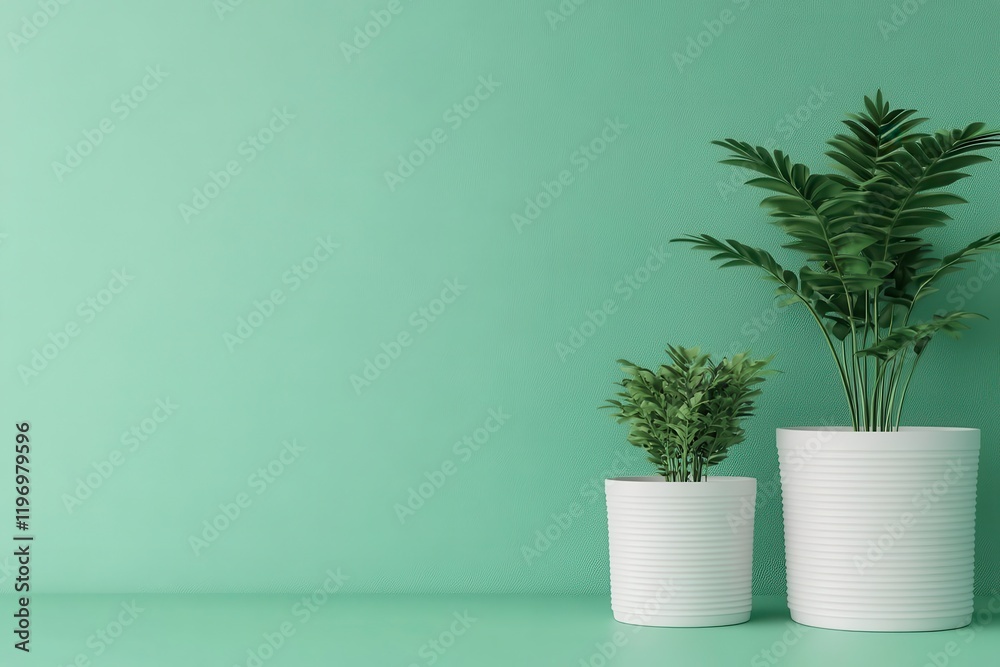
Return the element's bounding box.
[777,426,979,433]
[606,476,756,483]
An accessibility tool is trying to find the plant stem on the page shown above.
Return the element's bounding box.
[850,319,866,430]
[860,297,868,430]
[839,338,860,430]
[881,307,897,430]
[784,290,858,429]
[870,291,882,431]
[894,353,922,430]
[793,195,862,428]
[872,361,888,431]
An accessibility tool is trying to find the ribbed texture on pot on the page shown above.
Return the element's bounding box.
[777,427,980,632]
[605,476,756,627]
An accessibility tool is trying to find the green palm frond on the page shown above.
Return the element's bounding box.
[674,91,1000,431]
[857,311,985,361]
[825,89,929,183]
[913,231,1000,301]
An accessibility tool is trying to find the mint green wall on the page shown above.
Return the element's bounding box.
[2,0,997,595]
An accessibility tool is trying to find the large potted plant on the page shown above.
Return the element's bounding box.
[674,91,997,631]
[603,346,772,627]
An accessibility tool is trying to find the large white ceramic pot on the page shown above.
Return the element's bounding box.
[605,476,756,627]
[777,427,980,632]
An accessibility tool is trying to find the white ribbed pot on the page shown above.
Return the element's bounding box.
[605,476,756,627]
[777,427,980,632]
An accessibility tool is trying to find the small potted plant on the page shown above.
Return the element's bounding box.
[602,346,772,627]
[674,91,998,631]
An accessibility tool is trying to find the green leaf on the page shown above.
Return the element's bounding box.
[904,193,968,209]
[745,177,800,195]
[602,347,773,481]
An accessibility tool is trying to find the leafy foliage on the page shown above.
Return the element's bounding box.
[673,91,1000,431]
[603,346,773,482]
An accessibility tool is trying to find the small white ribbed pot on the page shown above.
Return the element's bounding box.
[605,476,756,627]
[777,427,980,632]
